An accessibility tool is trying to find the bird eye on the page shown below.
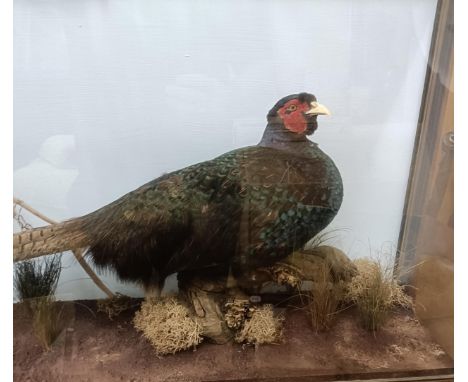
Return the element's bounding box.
[287,105,297,112]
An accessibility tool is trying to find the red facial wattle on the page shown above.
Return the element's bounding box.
[278,100,310,133]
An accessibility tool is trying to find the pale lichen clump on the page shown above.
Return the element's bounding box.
[346,258,413,331]
[234,304,284,347]
[133,297,203,356]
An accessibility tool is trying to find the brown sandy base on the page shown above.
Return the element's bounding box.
[13,300,452,382]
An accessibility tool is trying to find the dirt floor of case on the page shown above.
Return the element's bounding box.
[13,300,453,382]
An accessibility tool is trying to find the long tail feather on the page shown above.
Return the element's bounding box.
[13,219,89,262]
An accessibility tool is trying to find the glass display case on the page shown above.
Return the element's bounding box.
[13,0,454,381]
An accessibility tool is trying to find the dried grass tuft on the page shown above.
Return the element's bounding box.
[14,254,64,351]
[234,305,284,348]
[14,255,61,303]
[307,261,345,332]
[346,258,413,331]
[32,296,65,351]
[133,297,203,356]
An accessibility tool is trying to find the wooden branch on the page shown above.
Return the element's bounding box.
[13,197,114,298]
[69,248,115,299]
[14,197,56,225]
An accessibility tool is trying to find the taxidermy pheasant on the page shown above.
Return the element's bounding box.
[13,93,343,294]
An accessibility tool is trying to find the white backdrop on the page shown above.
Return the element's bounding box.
[14,0,437,300]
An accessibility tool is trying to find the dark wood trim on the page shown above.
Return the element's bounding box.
[395,0,454,281]
[207,368,454,382]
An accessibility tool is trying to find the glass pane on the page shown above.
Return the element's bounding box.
[13,0,453,380]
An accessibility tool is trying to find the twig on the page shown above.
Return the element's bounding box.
[14,197,56,225]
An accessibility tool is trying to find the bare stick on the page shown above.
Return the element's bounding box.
[13,197,114,298]
[14,197,56,225]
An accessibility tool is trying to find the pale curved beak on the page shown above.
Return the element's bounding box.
[304,101,331,116]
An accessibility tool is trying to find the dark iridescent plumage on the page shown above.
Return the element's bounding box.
[13,93,343,291]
